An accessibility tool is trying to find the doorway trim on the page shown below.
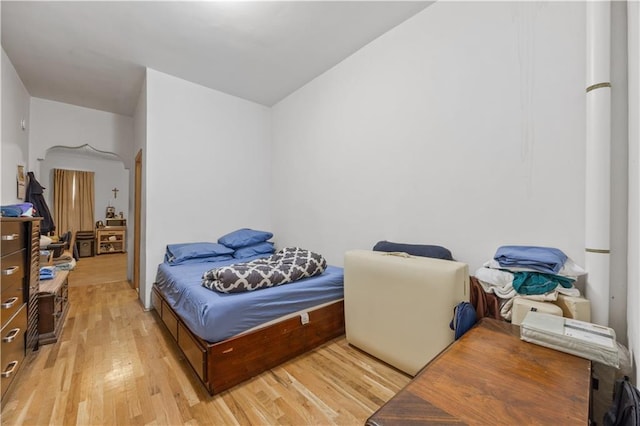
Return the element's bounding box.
[133,149,142,293]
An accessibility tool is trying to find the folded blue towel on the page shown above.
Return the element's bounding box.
[39,266,56,280]
[494,245,567,275]
[1,203,33,217]
[1,206,22,217]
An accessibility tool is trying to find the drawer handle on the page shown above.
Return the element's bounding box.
[2,328,20,343]
[1,297,19,309]
[1,361,18,378]
[1,266,19,276]
[1,233,19,241]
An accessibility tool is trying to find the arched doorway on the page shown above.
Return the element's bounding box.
[40,144,131,279]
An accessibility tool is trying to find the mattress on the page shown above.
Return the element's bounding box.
[154,255,344,342]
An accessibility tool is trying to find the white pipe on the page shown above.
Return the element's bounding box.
[626,0,640,386]
[585,1,611,326]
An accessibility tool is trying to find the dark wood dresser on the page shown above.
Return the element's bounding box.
[367,318,592,425]
[1,217,40,401]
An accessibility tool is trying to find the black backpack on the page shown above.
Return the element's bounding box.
[604,376,640,426]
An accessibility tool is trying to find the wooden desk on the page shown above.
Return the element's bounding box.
[367,318,591,425]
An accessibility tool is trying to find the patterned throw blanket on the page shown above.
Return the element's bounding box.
[202,247,327,293]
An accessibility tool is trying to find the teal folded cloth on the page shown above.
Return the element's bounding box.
[512,271,574,295]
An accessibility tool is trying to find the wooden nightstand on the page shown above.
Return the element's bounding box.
[96,226,126,254]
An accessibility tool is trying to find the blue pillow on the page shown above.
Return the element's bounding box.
[166,242,234,265]
[164,253,233,266]
[373,241,453,260]
[218,228,273,249]
[233,242,275,259]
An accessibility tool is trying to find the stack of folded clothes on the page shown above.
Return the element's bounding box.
[474,245,586,321]
[39,266,56,280]
[0,202,34,217]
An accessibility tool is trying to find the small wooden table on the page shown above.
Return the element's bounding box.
[367,318,591,425]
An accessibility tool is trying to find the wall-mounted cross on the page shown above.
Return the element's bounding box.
[112,187,119,198]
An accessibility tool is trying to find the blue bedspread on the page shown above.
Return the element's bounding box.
[154,255,344,342]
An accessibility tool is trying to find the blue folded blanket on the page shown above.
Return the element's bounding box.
[494,245,567,275]
[1,202,33,217]
[40,266,56,280]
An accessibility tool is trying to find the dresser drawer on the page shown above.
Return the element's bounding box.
[1,222,24,255]
[1,250,26,292]
[1,305,26,400]
[1,285,25,328]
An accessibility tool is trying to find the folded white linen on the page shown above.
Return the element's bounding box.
[474,267,517,299]
[475,267,581,321]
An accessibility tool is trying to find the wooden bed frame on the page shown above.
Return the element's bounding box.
[151,285,345,395]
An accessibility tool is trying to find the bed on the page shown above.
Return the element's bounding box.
[151,252,345,395]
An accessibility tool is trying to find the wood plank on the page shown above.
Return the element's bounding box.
[367,318,591,426]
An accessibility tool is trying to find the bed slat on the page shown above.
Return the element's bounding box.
[160,300,178,340]
[178,322,207,381]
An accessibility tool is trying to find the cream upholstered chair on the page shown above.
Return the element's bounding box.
[344,250,469,376]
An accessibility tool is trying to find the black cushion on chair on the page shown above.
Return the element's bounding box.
[373,241,454,261]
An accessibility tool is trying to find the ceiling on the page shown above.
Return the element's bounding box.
[2,1,432,117]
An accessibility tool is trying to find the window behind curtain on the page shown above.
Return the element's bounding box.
[53,169,95,234]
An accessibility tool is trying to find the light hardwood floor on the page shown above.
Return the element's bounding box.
[1,254,410,425]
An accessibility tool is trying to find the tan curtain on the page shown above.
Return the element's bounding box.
[53,169,95,234]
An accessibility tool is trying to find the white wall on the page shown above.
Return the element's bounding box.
[627,0,640,384]
[273,1,587,270]
[39,149,129,228]
[142,69,272,308]
[610,0,630,344]
[29,98,134,178]
[28,97,135,277]
[133,73,147,294]
[1,48,30,205]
